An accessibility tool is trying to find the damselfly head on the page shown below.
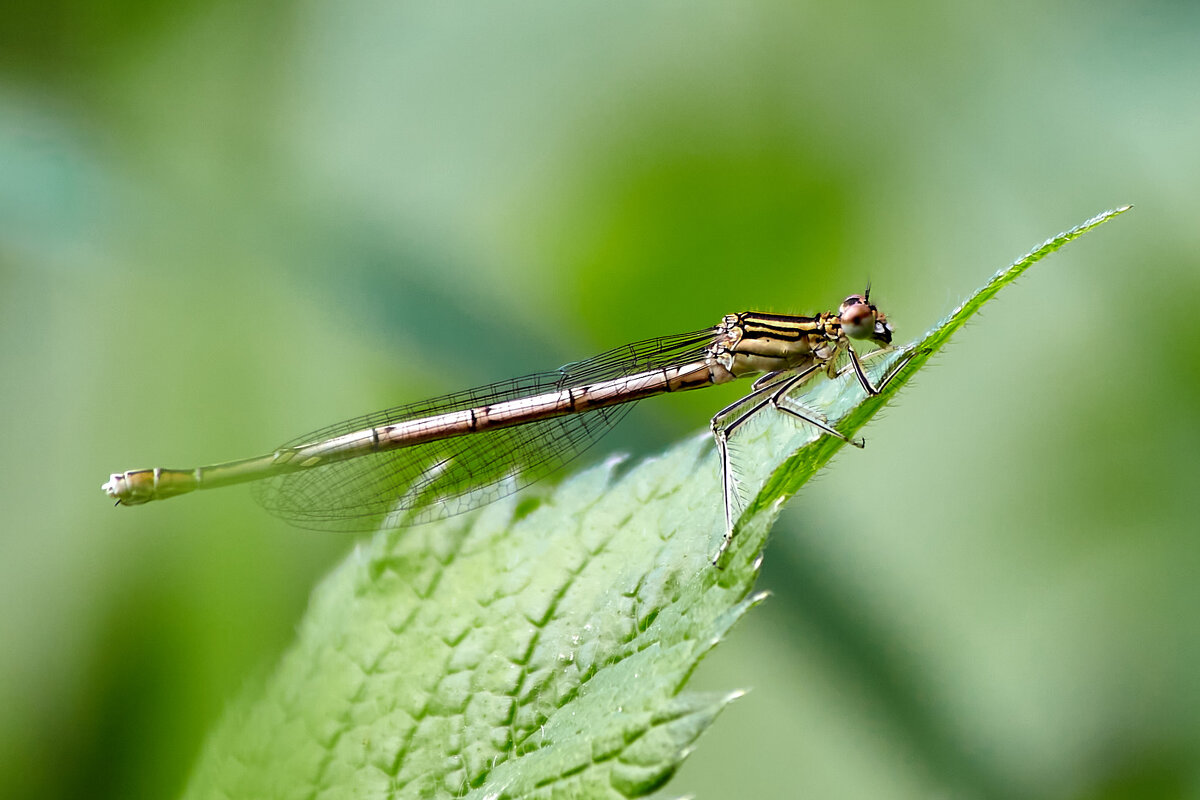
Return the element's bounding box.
[839,293,893,345]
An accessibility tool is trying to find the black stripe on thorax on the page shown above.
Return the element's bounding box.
[738,312,830,341]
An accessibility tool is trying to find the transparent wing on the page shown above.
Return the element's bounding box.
[252,326,719,531]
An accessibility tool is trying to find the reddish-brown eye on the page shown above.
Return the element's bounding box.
[839,296,877,339]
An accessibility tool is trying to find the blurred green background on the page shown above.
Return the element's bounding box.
[2,2,1197,798]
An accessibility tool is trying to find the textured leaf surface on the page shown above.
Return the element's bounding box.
[183,208,1128,800]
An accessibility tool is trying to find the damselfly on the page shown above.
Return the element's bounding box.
[103,291,916,555]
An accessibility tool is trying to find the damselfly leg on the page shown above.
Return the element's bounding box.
[711,344,919,562]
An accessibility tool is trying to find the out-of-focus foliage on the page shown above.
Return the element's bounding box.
[1,3,1197,799]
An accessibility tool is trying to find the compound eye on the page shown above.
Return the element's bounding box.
[840,297,877,340]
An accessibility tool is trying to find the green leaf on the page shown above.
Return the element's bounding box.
[182,207,1129,800]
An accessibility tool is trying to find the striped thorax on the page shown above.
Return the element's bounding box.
[712,293,893,379]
